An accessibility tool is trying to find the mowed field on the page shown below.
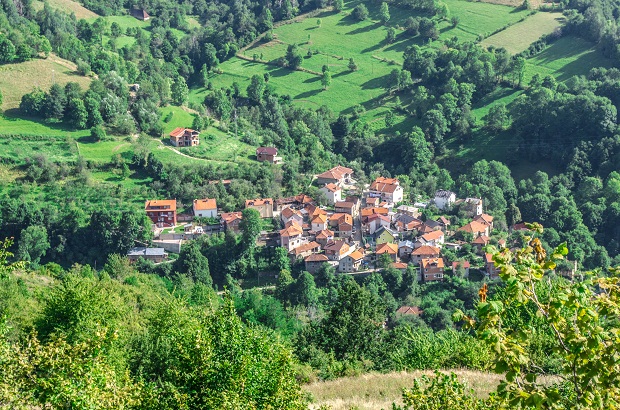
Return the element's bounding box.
[523,35,614,82]
[203,0,531,115]
[0,55,91,110]
[481,11,563,54]
[32,0,98,18]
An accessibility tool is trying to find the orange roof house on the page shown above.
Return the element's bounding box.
[316,165,354,186]
[411,245,441,264]
[245,198,274,218]
[305,253,329,274]
[193,198,217,218]
[145,199,177,227]
[421,257,445,282]
[169,128,200,147]
[459,220,490,237]
[220,212,243,232]
[396,306,423,316]
[376,242,398,262]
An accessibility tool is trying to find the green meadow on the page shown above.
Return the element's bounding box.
[523,35,614,82]
[481,11,563,54]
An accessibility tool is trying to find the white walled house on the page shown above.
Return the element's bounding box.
[319,183,343,204]
[369,177,404,205]
[193,198,217,218]
[434,190,456,210]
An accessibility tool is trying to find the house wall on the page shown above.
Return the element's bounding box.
[195,208,217,218]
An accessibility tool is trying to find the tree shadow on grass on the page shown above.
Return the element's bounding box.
[332,71,352,79]
[361,73,390,90]
[295,89,322,99]
[268,67,295,78]
[347,22,382,36]
[303,76,321,84]
[362,39,387,54]
[1,109,78,133]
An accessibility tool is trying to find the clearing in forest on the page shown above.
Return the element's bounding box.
[304,370,508,410]
[480,11,563,54]
[522,35,614,83]
[0,55,91,111]
[203,0,530,115]
[32,0,99,19]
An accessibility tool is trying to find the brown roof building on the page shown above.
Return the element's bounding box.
[145,199,177,227]
[169,128,200,147]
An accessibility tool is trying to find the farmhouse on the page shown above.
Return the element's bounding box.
[375,226,398,245]
[256,147,283,164]
[339,249,365,273]
[335,201,356,216]
[169,128,200,147]
[245,198,274,218]
[411,245,440,264]
[193,198,217,218]
[452,260,470,277]
[281,207,304,226]
[398,240,415,258]
[396,205,420,218]
[305,253,330,274]
[459,220,490,237]
[279,221,304,251]
[324,240,351,261]
[315,229,334,247]
[145,199,177,227]
[485,253,500,279]
[421,258,445,282]
[375,242,398,262]
[316,165,353,186]
[130,8,150,20]
[420,230,445,248]
[127,247,167,263]
[221,212,243,233]
[368,177,404,204]
[319,183,343,204]
[434,190,456,210]
[289,241,321,261]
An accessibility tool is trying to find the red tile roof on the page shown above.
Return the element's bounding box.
[256,147,278,156]
[145,199,177,211]
[193,198,216,210]
[411,245,440,256]
[370,177,400,193]
[376,242,398,255]
[305,253,329,262]
[317,166,353,181]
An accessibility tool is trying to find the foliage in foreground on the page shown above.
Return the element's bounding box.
[403,223,620,409]
[0,239,305,409]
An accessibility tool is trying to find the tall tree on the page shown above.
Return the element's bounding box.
[171,76,189,106]
[17,225,49,265]
[175,241,213,286]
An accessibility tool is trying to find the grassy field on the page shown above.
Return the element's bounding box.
[0,55,91,110]
[304,370,506,410]
[204,0,531,116]
[32,0,98,18]
[523,35,614,82]
[0,114,90,138]
[481,11,563,54]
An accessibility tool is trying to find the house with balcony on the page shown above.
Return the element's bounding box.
[256,147,283,164]
[368,177,404,204]
[169,128,200,147]
[145,199,177,227]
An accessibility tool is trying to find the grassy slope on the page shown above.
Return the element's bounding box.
[0,55,92,110]
[523,35,614,83]
[32,0,98,18]
[480,11,563,54]
[304,370,505,410]
[202,0,530,115]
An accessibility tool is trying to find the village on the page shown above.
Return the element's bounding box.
[130,134,520,284]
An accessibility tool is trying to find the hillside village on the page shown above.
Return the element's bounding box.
[139,161,521,287]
